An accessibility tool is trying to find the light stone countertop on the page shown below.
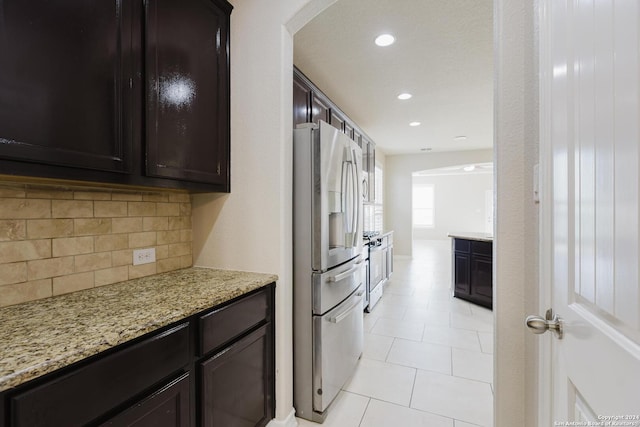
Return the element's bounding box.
[0,267,277,392]
[448,231,494,242]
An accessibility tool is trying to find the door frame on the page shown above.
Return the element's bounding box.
[537,1,554,424]
[282,0,537,425]
[493,0,540,425]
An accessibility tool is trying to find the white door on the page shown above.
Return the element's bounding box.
[538,0,640,423]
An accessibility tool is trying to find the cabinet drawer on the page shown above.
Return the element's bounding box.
[100,372,191,427]
[471,241,492,256]
[199,287,270,356]
[10,322,190,427]
[454,239,471,253]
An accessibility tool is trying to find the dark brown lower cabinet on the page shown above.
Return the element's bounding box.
[452,239,493,309]
[9,323,190,427]
[200,325,273,427]
[0,284,275,427]
[101,373,191,427]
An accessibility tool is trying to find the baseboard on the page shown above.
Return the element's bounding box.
[266,408,298,427]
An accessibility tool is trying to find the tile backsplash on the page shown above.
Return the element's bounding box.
[0,182,192,307]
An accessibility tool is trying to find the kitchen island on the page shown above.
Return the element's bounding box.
[448,232,493,309]
[0,267,277,427]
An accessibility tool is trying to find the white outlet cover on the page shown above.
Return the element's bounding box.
[133,248,156,266]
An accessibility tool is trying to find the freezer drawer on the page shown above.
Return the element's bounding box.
[312,284,364,413]
[312,258,365,315]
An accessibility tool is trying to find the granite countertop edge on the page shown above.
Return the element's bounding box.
[0,267,278,392]
[448,231,494,242]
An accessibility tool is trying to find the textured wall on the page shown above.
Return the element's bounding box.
[0,181,192,308]
[494,0,539,426]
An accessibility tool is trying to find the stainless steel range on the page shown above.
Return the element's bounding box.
[293,121,365,423]
[366,234,385,311]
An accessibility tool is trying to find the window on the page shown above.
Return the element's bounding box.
[413,183,434,227]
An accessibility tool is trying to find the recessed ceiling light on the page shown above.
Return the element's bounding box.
[454,136,468,141]
[463,165,476,172]
[397,93,412,100]
[420,148,432,152]
[409,121,421,127]
[375,34,395,47]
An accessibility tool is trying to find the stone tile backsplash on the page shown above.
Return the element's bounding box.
[0,182,192,307]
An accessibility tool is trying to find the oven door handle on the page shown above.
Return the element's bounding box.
[327,259,363,283]
[329,291,364,323]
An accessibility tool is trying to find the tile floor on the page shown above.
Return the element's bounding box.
[296,239,494,427]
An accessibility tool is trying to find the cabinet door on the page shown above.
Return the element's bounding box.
[329,109,345,132]
[453,252,471,296]
[353,129,362,148]
[100,373,190,427]
[145,0,231,188]
[344,122,354,140]
[311,94,329,125]
[200,324,273,427]
[0,0,133,173]
[470,255,493,308]
[293,74,312,127]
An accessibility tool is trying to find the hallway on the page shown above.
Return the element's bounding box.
[297,239,494,427]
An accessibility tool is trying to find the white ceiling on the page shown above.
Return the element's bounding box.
[293,0,493,155]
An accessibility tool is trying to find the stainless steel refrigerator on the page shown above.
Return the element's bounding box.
[293,121,365,423]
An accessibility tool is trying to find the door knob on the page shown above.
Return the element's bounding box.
[525,308,563,339]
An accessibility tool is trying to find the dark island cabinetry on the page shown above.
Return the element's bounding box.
[0,0,231,192]
[0,284,275,427]
[452,237,493,309]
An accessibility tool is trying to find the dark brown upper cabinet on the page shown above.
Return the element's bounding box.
[311,94,330,125]
[145,0,231,189]
[293,74,312,127]
[0,0,134,174]
[353,129,362,148]
[344,121,354,140]
[329,109,345,132]
[0,0,232,193]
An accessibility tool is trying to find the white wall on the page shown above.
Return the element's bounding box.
[412,172,493,240]
[385,149,493,256]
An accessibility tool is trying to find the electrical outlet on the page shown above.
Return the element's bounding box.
[133,248,156,265]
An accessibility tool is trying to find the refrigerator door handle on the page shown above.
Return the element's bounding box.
[351,150,360,247]
[328,291,364,323]
[341,160,350,236]
[326,259,363,283]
